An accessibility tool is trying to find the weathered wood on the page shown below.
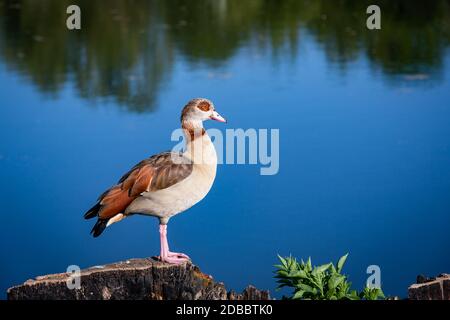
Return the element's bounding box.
[408,274,450,300]
[7,258,270,300]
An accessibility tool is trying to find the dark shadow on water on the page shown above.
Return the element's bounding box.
[0,0,449,112]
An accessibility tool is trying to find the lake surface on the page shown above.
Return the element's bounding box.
[1,0,450,299]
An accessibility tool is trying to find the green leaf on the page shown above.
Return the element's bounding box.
[297,283,315,293]
[337,253,348,273]
[306,257,312,271]
[330,264,337,274]
[292,290,304,300]
[348,290,360,300]
[273,264,284,269]
[277,270,289,277]
[292,270,308,279]
[278,255,288,268]
[328,274,345,290]
[316,263,332,274]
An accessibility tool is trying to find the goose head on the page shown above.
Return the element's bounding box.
[181,98,226,125]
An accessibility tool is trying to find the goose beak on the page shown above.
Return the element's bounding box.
[210,110,227,123]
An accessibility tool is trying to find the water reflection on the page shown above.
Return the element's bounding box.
[0,0,449,112]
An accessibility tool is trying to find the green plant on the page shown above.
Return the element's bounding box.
[360,286,385,300]
[274,253,385,300]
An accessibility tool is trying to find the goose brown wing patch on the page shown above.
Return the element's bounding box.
[98,186,132,219]
[90,152,193,220]
[118,152,193,192]
[127,165,155,197]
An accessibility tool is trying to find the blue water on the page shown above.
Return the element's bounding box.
[1,2,450,299]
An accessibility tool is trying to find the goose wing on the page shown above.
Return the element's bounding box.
[84,152,193,220]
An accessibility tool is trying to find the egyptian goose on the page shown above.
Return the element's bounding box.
[84,98,226,264]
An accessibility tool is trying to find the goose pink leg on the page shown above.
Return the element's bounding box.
[158,224,190,264]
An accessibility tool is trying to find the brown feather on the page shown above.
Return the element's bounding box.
[98,186,132,219]
[129,165,154,197]
[121,169,139,191]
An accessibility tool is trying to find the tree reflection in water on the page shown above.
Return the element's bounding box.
[0,0,449,112]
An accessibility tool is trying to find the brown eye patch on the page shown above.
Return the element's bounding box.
[197,101,211,112]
